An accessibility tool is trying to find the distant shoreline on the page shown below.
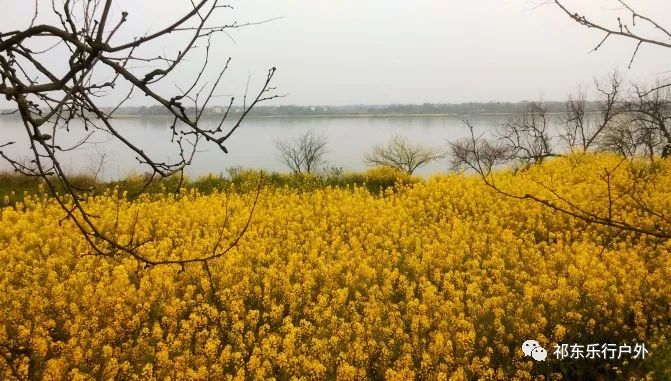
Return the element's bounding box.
[0,111,600,120]
[1,101,605,119]
[82,111,586,119]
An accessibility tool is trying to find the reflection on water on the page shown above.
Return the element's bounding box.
[0,114,531,179]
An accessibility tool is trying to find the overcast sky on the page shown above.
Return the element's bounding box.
[3,0,671,105]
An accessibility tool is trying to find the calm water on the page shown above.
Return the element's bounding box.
[0,114,519,179]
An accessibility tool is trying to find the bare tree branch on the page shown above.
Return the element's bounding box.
[0,0,278,265]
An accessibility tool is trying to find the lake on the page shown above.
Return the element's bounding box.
[0,114,528,180]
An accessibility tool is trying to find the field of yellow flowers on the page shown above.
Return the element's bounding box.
[1,154,670,380]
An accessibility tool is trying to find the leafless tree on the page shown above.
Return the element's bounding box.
[364,135,444,175]
[561,88,589,150]
[275,130,329,175]
[0,1,278,263]
[498,101,558,164]
[562,73,624,151]
[449,121,511,174]
[598,116,649,158]
[474,74,622,165]
[630,82,671,157]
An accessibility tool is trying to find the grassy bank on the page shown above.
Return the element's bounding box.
[0,166,419,205]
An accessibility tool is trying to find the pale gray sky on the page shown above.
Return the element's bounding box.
[3,0,671,105]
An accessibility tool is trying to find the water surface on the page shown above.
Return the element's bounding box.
[0,114,524,179]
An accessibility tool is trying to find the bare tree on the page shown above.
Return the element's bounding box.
[562,73,623,151]
[449,121,511,174]
[454,73,625,170]
[561,88,589,150]
[364,135,444,175]
[275,130,329,175]
[598,115,657,159]
[498,101,558,164]
[630,82,671,157]
[0,1,278,262]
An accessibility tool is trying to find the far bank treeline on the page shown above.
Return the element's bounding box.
[22,101,603,118]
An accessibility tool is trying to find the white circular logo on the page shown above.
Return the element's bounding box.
[522,339,547,361]
[531,347,548,361]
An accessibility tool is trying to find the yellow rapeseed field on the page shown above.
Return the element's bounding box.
[1,154,670,380]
